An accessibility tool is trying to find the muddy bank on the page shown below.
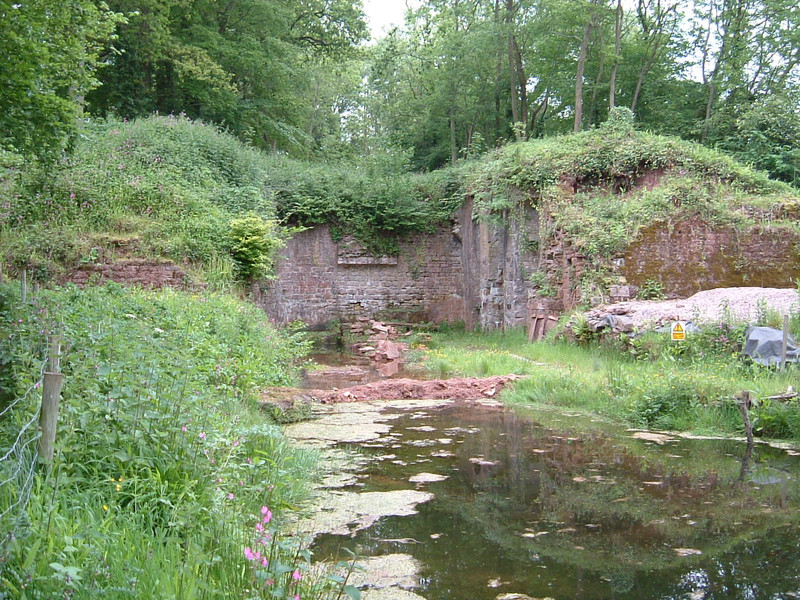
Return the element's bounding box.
[306,375,523,403]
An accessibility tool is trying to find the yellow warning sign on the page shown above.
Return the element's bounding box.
[671,321,686,341]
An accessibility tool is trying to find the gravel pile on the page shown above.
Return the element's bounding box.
[590,287,799,329]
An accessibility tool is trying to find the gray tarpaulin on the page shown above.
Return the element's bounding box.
[744,326,800,366]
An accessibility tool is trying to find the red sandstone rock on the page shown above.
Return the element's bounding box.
[308,375,523,404]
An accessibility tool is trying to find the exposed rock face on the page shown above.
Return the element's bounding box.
[258,202,540,330]
[64,259,189,288]
[623,219,800,296]
[258,183,800,330]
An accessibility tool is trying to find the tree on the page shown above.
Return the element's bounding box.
[0,0,122,159]
[88,0,368,155]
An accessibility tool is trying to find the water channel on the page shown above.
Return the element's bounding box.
[292,359,800,600]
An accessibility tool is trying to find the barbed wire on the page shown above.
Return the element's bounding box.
[0,283,52,574]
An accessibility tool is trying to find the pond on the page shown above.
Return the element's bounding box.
[290,398,800,600]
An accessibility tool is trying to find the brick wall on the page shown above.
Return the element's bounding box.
[65,259,188,288]
[622,219,800,296]
[258,223,467,326]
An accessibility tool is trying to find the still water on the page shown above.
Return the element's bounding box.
[311,401,800,599]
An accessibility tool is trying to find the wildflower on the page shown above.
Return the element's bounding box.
[244,547,256,561]
[116,484,122,492]
[102,505,109,511]
[199,432,206,439]
[181,425,188,432]
[261,506,272,523]
[255,522,264,534]
[292,570,302,581]
[228,493,234,500]
[261,557,268,568]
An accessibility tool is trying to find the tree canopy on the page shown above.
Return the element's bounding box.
[0,0,798,184]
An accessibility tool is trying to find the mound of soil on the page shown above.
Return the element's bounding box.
[307,375,523,404]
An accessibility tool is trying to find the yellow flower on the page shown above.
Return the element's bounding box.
[118,477,124,482]
[116,484,122,492]
[103,505,109,511]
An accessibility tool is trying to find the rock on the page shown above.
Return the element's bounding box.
[409,472,448,484]
[350,554,421,589]
[631,431,675,444]
[497,594,554,600]
[613,315,634,332]
[362,590,427,600]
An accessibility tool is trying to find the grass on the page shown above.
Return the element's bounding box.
[0,282,357,599]
[417,327,800,441]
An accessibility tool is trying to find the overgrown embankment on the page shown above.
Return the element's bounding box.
[3,111,798,300]
[0,283,356,598]
[462,110,800,301]
[418,326,800,442]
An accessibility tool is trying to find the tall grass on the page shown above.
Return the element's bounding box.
[419,327,800,440]
[0,283,353,599]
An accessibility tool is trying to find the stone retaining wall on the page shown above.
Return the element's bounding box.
[65,259,188,288]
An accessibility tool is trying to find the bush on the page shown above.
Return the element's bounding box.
[228,213,284,280]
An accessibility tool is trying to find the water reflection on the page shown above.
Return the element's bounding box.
[312,402,800,599]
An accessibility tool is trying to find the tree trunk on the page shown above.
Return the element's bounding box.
[506,0,521,137]
[574,17,595,133]
[589,47,605,126]
[450,101,458,165]
[608,0,622,110]
[512,36,529,137]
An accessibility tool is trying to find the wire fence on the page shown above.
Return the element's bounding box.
[0,276,51,574]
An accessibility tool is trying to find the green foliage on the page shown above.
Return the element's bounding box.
[601,107,636,136]
[0,283,323,598]
[89,0,368,157]
[529,271,557,298]
[638,279,666,300]
[420,326,800,441]
[0,0,123,160]
[271,153,465,254]
[632,377,699,429]
[0,115,280,283]
[721,96,800,188]
[228,214,283,280]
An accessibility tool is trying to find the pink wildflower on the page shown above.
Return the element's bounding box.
[244,547,256,560]
[199,432,206,439]
[255,522,264,534]
[261,506,272,523]
[228,493,234,500]
[181,425,187,432]
[292,570,302,581]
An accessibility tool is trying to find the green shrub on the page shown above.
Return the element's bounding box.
[228,213,284,280]
[638,279,666,300]
[632,377,700,429]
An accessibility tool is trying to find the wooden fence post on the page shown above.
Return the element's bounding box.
[737,390,754,447]
[780,314,790,371]
[38,337,63,464]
